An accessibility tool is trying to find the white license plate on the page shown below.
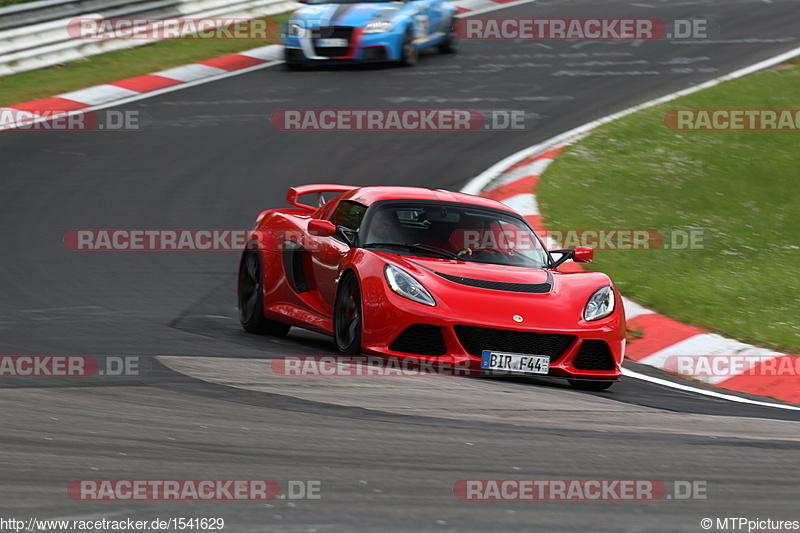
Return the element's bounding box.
[481,350,550,375]
[315,38,348,47]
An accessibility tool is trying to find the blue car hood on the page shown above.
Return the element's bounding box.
[291,2,402,27]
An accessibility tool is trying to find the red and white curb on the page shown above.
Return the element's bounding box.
[453,0,530,15]
[470,132,799,407]
[3,0,796,407]
[0,0,527,131]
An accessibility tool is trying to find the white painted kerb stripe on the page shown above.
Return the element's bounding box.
[501,193,539,217]
[58,85,140,106]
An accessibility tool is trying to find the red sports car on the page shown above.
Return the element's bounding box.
[238,184,625,390]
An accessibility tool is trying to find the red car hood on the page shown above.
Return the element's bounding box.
[403,256,551,285]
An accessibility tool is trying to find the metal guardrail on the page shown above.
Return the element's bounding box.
[0,0,296,77]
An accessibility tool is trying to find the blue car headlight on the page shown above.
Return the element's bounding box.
[363,20,394,33]
[384,264,436,306]
[583,285,615,321]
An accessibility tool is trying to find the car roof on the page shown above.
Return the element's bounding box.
[340,186,517,213]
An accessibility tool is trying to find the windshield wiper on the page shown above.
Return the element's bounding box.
[363,242,460,260]
[408,243,461,260]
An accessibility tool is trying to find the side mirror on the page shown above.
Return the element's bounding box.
[308,219,337,237]
[548,246,594,268]
[573,246,594,263]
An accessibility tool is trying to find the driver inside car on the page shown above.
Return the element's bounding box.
[365,209,409,245]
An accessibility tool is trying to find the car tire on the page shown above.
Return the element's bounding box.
[283,47,305,71]
[568,379,614,391]
[438,20,459,54]
[334,273,363,355]
[400,30,419,66]
[238,249,291,336]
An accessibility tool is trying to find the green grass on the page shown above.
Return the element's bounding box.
[0,15,288,107]
[539,64,800,354]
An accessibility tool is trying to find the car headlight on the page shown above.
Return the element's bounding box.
[384,264,435,306]
[288,23,304,36]
[363,20,394,33]
[583,285,615,321]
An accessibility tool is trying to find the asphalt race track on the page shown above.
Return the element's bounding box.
[1,0,799,531]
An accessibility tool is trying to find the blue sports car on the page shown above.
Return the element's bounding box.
[282,0,459,68]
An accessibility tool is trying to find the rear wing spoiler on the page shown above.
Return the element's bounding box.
[286,184,359,211]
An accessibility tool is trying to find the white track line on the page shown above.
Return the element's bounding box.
[464,44,800,195]
[463,45,800,409]
[623,368,800,411]
[1,0,531,132]
[0,46,286,132]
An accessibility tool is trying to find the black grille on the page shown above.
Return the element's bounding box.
[572,340,615,371]
[434,270,552,293]
[361,47,388,61]
[285,48,305,62]
[454,325,575,362]
[312,26,353,58]
[389,324,447,356]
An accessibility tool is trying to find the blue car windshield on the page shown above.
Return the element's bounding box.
[305,0,397,3]
[361,204,550,269]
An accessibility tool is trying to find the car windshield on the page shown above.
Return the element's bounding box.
[361,204,550,268]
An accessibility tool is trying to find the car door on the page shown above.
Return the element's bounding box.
[308,200,367,315]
